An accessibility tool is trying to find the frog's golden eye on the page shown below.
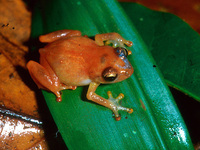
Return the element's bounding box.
[102,67,118,81]
[114,47,128,58]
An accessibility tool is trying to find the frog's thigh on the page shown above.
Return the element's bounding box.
[27,61,58,92]
[39,30,82,43]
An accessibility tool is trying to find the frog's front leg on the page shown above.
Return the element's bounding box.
[86,82,133,121]
[95,32,133,53]
[39,30,82,43]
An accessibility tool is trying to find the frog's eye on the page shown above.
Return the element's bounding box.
[102,67,118,82]
[114,47,128,58]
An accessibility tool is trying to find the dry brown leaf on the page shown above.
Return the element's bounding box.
[0,0,49,149]
[0,113,45,150]
[0,40,40,117]
[0,0,31,45]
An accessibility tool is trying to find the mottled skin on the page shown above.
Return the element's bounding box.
[27,30,133,120]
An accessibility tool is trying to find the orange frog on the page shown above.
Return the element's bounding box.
[27,30,133,121]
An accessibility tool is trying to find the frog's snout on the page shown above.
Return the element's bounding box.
[125,67,134,77]
[118,66,133,80]
[125,70,132,76]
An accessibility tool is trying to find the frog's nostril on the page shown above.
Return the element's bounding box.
[125,68,133,76]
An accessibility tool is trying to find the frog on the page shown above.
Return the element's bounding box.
[27,29,134,121]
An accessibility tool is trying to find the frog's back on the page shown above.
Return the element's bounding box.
[39,36,99,86]
[43,36,97,53]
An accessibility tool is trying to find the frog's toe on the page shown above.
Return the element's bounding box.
[55,91,62,102]
[56,97,62,102]
[107,91,133,120]
[115,116,121,121]
[104,39,133,48]
[128,108,134,114]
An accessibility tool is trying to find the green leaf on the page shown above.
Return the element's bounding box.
[121,3,200,101]
[31,0,194,149]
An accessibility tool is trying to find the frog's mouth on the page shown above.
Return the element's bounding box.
[117,66,133,81]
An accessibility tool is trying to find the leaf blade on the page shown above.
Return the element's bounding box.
[121,2,200,101]
[31,1,194,149]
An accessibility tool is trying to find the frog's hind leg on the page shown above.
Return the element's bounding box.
[27,60,62,101]
[39,30,82,43]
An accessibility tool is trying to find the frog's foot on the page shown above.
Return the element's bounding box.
[56,84,77,102]
[107,91,133,121]
[60,84,77,90]
[95,32,133,56]
[105,39,132,48]
[55,92,62,102]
